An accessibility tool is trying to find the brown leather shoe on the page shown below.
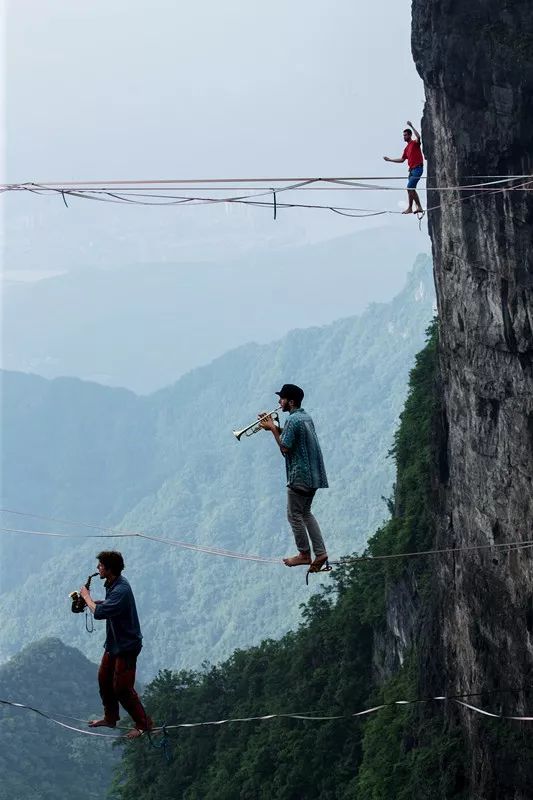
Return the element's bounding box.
[283,552,312,567]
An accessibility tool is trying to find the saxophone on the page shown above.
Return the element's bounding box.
[69,572,98,613]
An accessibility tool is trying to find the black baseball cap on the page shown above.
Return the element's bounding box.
[275,384,304,403]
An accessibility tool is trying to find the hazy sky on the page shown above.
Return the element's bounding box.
[2,0,428,264]
[6,0,422,177]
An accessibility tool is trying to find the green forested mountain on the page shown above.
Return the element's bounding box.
[0,638,117,800]
[111,324,441,799]
[0,256,434,678]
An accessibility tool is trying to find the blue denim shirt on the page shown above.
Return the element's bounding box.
[93,575,143,655]
[280,408,328,489]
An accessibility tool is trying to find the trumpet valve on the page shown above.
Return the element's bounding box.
[232,405,281,441]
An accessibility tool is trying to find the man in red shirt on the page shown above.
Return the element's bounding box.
[384,120,424,215]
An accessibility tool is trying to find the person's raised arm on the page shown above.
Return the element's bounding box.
[407,120,421,142]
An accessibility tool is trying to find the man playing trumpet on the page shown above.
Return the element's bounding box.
[259,384,329,569]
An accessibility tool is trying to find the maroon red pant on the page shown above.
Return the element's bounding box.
[98,650,152,730]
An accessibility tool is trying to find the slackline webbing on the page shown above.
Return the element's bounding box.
[4,691,533,741]
[2,505,533,568]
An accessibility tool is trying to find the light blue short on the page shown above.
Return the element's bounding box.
[407,164,424,189]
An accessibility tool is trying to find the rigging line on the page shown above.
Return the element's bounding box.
[0,526,281,564]
[26,176,337,186]
[26,187,405,216]
[0,506,141,530]
[22,185,395,215]
[0,179,499,200]
[325,175,532,191]
[3,174,532,188]
[36,186,146,207]
[9,176,533,194]
[189,197,397,216]
[429,176,533,194]
[59,187,399,215]
[15,705,132,729]
[1,517,533,566]
[0,525,133,539]
[0,508,276,560]
[1,183,380,193]
[425,178,533,214]
[103,187,527,219]
[329,539,533,566]
[1,185,512,192]
[10,180,532,218]
[103,191,194,207]
[330,208,388,218]
[6,185,404,193]
[0,699,123,738]
[156,695,533,730]
[7,184,529,196]
[5,689,533,740]
[57,189,367,202]
[35,706,322,725]
[113,176,533,195]
[28,183,325,211]
[4,179,533,202]
[103,177,322,206]
[137,532,280,564]
[67,186,533,216]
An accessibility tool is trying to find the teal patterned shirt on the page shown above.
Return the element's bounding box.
[280,408,328,489]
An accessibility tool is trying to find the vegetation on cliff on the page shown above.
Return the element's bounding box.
[112,323,444,799]
[0,258,434,677]
[0,638,117,800]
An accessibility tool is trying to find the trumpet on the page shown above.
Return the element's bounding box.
[233,406,281,441]
[69,572,98,613]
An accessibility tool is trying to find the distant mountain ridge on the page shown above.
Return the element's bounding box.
[0,256,434,677]
[2,227,429,392]
[0,638,117,800]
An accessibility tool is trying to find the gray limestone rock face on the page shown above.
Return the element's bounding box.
[410,1,533,796]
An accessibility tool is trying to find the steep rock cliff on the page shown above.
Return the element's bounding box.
[410,2,533,797]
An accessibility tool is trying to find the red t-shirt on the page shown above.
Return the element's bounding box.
[402,140,423,169]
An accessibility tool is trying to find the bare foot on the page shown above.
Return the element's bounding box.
[283,552,312,567]
[402,208,413,215]
[88,718,117,729]
[126,727,145,740]
[415,207,425,216]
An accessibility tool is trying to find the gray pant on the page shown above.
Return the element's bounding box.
[286,486,326,557]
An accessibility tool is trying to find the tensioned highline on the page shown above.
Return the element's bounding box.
[2,175,531,218]
[2,174,532,187]
[5,689,533,744]
[1,507,533,567]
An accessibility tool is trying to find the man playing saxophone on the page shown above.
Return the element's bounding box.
[259,384,329,569]
[80,550,153,739]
